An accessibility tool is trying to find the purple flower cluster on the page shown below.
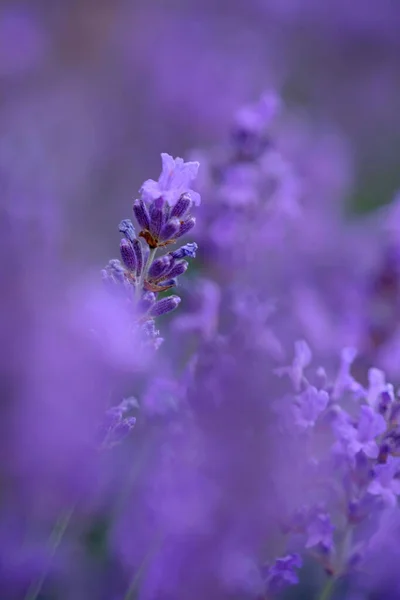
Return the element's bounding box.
[4,90,400,600]
[102,153,199,345]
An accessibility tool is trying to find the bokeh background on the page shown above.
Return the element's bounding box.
[1,1,400,599]
[2,0,400,265]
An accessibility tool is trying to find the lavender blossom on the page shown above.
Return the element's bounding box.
[305,512,335,552]
[140,153,201,207]
[102,152,199,344]
[292,385,329,430]
[368,457,400,507]
[263,554,302,594]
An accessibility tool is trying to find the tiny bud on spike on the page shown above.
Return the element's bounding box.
[132,239,143,276]
[176,217,196,238]
[171,242,198,260]
[149,295,181,317]
[118,219,136,242]
[159,217,180,242]
[138,291,156,313]
[120,238,137,271]
[148,255,172,279]
[171,193,192,218]
[163,260,188,280]
[133,199,151,230]
[150,199,166,238]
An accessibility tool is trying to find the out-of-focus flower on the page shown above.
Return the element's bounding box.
[262,554,302,594]
[368,457,400,507]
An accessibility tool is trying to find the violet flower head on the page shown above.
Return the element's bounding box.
[333,405,386,460]
[332,347,364,400]
[101,396,138,448]
[368,456,400,507]
[367,367,394,410]
[102,152,199,343]
[134,156,199,250]
[275,339,312,391]
[292,385,329,430]
[305,511,335,552]
[263,554,302,594]
[140,152,201,207]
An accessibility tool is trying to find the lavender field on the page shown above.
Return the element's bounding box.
[1,1,400,599]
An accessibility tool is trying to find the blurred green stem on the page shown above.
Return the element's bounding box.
[24,505,75,600]
[318,576,336,600]
[122,531,164,600]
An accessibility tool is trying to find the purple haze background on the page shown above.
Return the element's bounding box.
[1,1,400,599]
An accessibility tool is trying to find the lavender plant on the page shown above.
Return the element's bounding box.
[4,93,400,600]
[102,153,199,349]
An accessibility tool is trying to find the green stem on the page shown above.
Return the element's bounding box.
[135,247,157,300]
[24,506,75,600]
[318,576,336,600]
[122,531,164,600]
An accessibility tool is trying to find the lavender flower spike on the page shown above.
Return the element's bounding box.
[140,153,201,207]
[263,554,302,594]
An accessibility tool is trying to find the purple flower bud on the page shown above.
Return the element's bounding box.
[148,255,172,280]
[163,260,188,280]
[138,292,156,313]
[149,295,181,317]
[384,427,400,455]
[113,416,137,442]
[171,242,198,259]
[378,390,393,418]
[106,259,126,282]
[160,278,178,288]
[132,239,143,276]
[150,197,166,238]
[118,219,136,242]
[171,193,192,218]
[176,217,196,238]
[120,238,136,271]
[159,217,180,242]
[133,198,150,230]
[263,554,302,595]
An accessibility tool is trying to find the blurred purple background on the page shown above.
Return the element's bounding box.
[1,0,399,265]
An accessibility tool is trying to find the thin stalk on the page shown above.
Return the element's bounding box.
[318,576,336,600]
[24,505,75,600]
[135,247,157,300]
[122,531,164,600]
